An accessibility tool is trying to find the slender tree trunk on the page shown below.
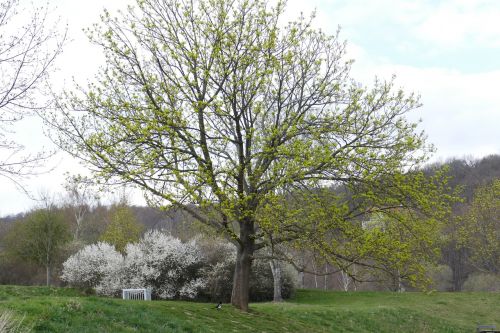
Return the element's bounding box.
[298,271,304,289]
[74,213,83,240]
[352,265,357,291]
[312,261,318,288]
[340,270,350,292]
[46,265,51,287]
[231,221,254,311]
[324,264,328,290]
[46,248,51,286]
[269,259,283,302]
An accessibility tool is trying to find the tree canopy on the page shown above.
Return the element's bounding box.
[100,204,143,253]
[52,0,448,310]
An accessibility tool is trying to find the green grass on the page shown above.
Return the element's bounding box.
[0,286,499,332]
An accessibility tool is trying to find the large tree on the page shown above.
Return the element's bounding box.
[52,0,441,310]
[0,0,64,186]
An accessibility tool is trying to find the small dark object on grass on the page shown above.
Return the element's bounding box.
[215,302,222,310]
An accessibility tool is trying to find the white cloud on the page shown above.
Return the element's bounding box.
[349,55,500,161]
[283,0,500,161]
[285,0,500,51]
[413,0,500,48]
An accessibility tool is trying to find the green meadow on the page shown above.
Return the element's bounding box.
[0,286,499,332]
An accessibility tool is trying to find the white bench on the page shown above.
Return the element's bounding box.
[122,288,152,301]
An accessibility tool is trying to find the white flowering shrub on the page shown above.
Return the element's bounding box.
[61,231,295,301]
[121,230,206,299]
[95,270,125,296]
[179,278,207,299]
[61,242,123,294]
[61,232,206,299]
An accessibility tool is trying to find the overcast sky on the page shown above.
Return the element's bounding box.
[0,0,498,216]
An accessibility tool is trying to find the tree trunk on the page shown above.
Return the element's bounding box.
[74,213,83,240]
[324,264,328,290]
[298,271,304,289]
[46,265,51,287]
[269,259,283,302]
[340,270,350,292]
[231,221,254,311]
[312,261,318,288]
[46,248,51,286]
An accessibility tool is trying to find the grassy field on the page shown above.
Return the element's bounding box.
[0,286,499,332]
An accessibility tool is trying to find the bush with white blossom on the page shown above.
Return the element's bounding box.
[61,230,295,301]
[62,230,206,299]
[61,242,123,293]
[122,230,206,299]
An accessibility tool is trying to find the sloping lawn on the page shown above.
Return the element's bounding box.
[0,286,498,332]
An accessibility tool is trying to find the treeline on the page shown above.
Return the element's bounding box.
[0,154,499,293]
[0,194,295,301]
[0,200,199,286]
[428,154,500,291]
[299,154,500,292]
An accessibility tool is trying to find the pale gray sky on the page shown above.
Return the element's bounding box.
[0,0,498,216]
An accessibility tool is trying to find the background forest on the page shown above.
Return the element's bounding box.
[1,154,498,296]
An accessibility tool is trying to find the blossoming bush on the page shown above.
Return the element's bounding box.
[61,242,123,294]
[122,230,206,299]
[62,231,295,301]
[62,230,206,299]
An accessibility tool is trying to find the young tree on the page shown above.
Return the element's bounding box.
[99,204,143,252]
[63,175,99,241]
[0,0,65,185]
[5,207,70,286]
[52,0,444,310]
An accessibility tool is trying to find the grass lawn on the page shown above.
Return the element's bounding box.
[0,286,499,332]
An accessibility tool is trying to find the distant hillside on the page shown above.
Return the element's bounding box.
[425,154,500,203]
[130,205,200,239]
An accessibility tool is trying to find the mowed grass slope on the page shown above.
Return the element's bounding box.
[0,286,499,332]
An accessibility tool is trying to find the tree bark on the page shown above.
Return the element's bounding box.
[324,264,328,290]
[46,249,51,286]
[231,222,254,311]
[74,213,84,240]
[46,265,51,287]
[298,271,304,289]
[340,270,350,291]
[312,261,318,288]
[269,259,283,302]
